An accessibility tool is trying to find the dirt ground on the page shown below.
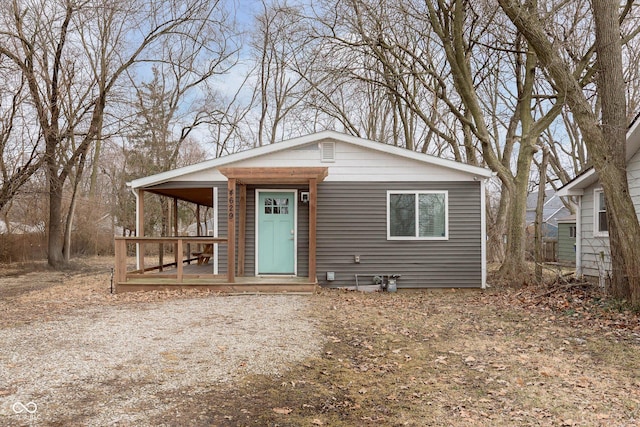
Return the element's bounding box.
[1,257,639,426]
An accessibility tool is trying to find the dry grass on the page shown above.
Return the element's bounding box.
[1,257,639,426]
[169,289,639,427]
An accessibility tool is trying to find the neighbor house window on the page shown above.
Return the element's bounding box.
[569,225,576,238]
[387,191,448,240]
[594,189,608,236]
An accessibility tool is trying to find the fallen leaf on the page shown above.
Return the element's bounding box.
[312,419,324,425]
[272,407,292,415]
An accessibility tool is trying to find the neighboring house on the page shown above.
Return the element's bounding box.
[557,118,640,279]
[556,216,577,265]
[120,130,493,291]
[0,220,44,234]
[525,190,572,239]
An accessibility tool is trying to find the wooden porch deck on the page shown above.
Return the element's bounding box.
[114,236,317,294]
[116,268,317,294]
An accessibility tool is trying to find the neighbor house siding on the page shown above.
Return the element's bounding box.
[629,148,640,217]
[577,148,640,279]
[557,222,576,264]
[580,183,610,277]
[316,181,482,288]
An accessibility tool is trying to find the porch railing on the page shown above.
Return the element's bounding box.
[114,236,228,285]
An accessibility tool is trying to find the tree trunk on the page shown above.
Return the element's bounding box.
[534,147,549,283]
[488,185,509,263]
[592,0,640,304]
[498,0,640,306]
[47,178,65,267]
[498,143,535,280]
[63,192,77,262]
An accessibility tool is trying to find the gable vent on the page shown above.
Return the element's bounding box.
[321,141,335,162]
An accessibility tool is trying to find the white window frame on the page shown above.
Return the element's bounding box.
[386,190,449,240]
[593,188,608,237]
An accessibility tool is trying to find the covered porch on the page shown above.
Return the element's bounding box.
[114,167,328,293]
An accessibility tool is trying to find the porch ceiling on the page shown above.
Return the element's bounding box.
[219,167,328,184]
[147,188,213,207]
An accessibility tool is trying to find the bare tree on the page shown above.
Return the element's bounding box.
[251,0,316,146]
[498,0,640,305]
[0,64,43,213]
[0,0,234,266]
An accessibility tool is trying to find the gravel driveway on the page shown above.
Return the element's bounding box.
[0,295,322,426]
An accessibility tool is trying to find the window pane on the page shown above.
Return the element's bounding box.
[265,198,273,206]
[419,193,446,237]
[597,191,608,232]
[265,207,272,214]
[390,194,415,236]
[599,211,608,232]
[281,206,289,215]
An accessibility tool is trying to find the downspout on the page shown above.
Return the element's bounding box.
[480,177,488,289]
[576,197,582,277]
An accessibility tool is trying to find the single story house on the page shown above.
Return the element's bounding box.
[557,117,640,279]
[115,130,493,292]
[525,189,572,239]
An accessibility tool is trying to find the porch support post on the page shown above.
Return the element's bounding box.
[173,197,179,266]
[227,178,236,283]
[237,184,247,277]
[308,178,317,282]
[136,189,145,271]
[196,204,201,236]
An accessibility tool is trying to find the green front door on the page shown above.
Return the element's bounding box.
[257,191,296,274]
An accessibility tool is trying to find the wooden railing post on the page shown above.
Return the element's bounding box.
[177,238,183,283]
[114,238,127,290]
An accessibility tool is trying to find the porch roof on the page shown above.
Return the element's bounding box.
[218,167,328,184]
[140,167,329,207]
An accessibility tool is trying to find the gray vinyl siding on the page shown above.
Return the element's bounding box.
[557,222,576,264]
[316,181,482,288]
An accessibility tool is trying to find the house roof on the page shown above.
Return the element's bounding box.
[556,214,576,224]
[557,115,640,196]
[128,130,493,190]
[525,190,572,229]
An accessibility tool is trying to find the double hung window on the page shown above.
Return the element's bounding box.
[594,189,608,236]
